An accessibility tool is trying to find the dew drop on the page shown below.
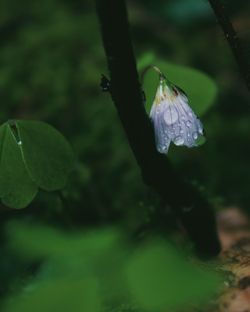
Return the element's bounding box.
[192,132,198,140]
[198,127,203,134]
[158,144,168,153]
[173,136,184,146]
[186,120,191,127]
[196,120,203,134]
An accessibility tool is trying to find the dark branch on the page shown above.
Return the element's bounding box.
[208,0,250,92]
[96,0,220,257]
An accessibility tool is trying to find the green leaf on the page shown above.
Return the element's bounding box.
[196,135,207,146]
[5,222,127,307]
[139,56,217,116]
[17,120,74,191]
[3,277,100,312]
[137,52,155,71]
[126,242,219,311]
[0,120,74,208]
[0,123,37,209]
[6,221,120,260]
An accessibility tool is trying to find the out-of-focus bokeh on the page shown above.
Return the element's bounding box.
[0,0,250,311]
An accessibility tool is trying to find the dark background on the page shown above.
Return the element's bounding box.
[0,0,250,309]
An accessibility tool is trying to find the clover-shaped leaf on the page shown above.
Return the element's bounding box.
[0,120,74,209]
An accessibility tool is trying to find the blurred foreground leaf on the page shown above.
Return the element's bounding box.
[0,120,74,209]
[126,243,220,310]
[6,222,128,303]
[6,222,119,260]
[4,222,221,312]
[3,278,100,312]
[4,222,125,312]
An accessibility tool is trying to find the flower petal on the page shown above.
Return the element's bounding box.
[163,103,179,126]
[149,78,204,154]
[174,98,203,147]
[154,107,171,153]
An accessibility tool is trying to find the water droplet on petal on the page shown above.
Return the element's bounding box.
[198,126,203,134]
[158,144,168,153]
[173,136,184,146]
[186,120,191,127]
[192,132,198,140]
[196,119,203,134]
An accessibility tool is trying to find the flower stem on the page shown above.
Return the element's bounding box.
[141,65,166,84]
[96,0,220,257]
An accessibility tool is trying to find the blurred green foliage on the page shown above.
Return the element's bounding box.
[4,278,101,312]
[0,0,250,310]
[126,243,219,310]
[2,222,220,312]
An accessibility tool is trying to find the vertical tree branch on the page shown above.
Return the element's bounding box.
[96,0,220,257]
[208,0,250,92]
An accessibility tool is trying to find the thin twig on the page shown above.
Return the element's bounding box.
[96,0,220,257]
[208,0,250,92]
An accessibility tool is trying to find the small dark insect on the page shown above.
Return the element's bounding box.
[100,74,111,92]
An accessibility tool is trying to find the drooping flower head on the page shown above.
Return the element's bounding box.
[149,72,204,154]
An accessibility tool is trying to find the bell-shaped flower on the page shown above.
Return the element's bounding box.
[150,77,204,154]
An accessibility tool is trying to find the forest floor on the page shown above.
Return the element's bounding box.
[215,207,250,312]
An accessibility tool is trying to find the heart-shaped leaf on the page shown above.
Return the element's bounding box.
[0,120,74,209]
[16,120,74,191]
[0,123,37,209]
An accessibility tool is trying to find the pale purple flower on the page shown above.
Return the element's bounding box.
[150,77,204,154]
